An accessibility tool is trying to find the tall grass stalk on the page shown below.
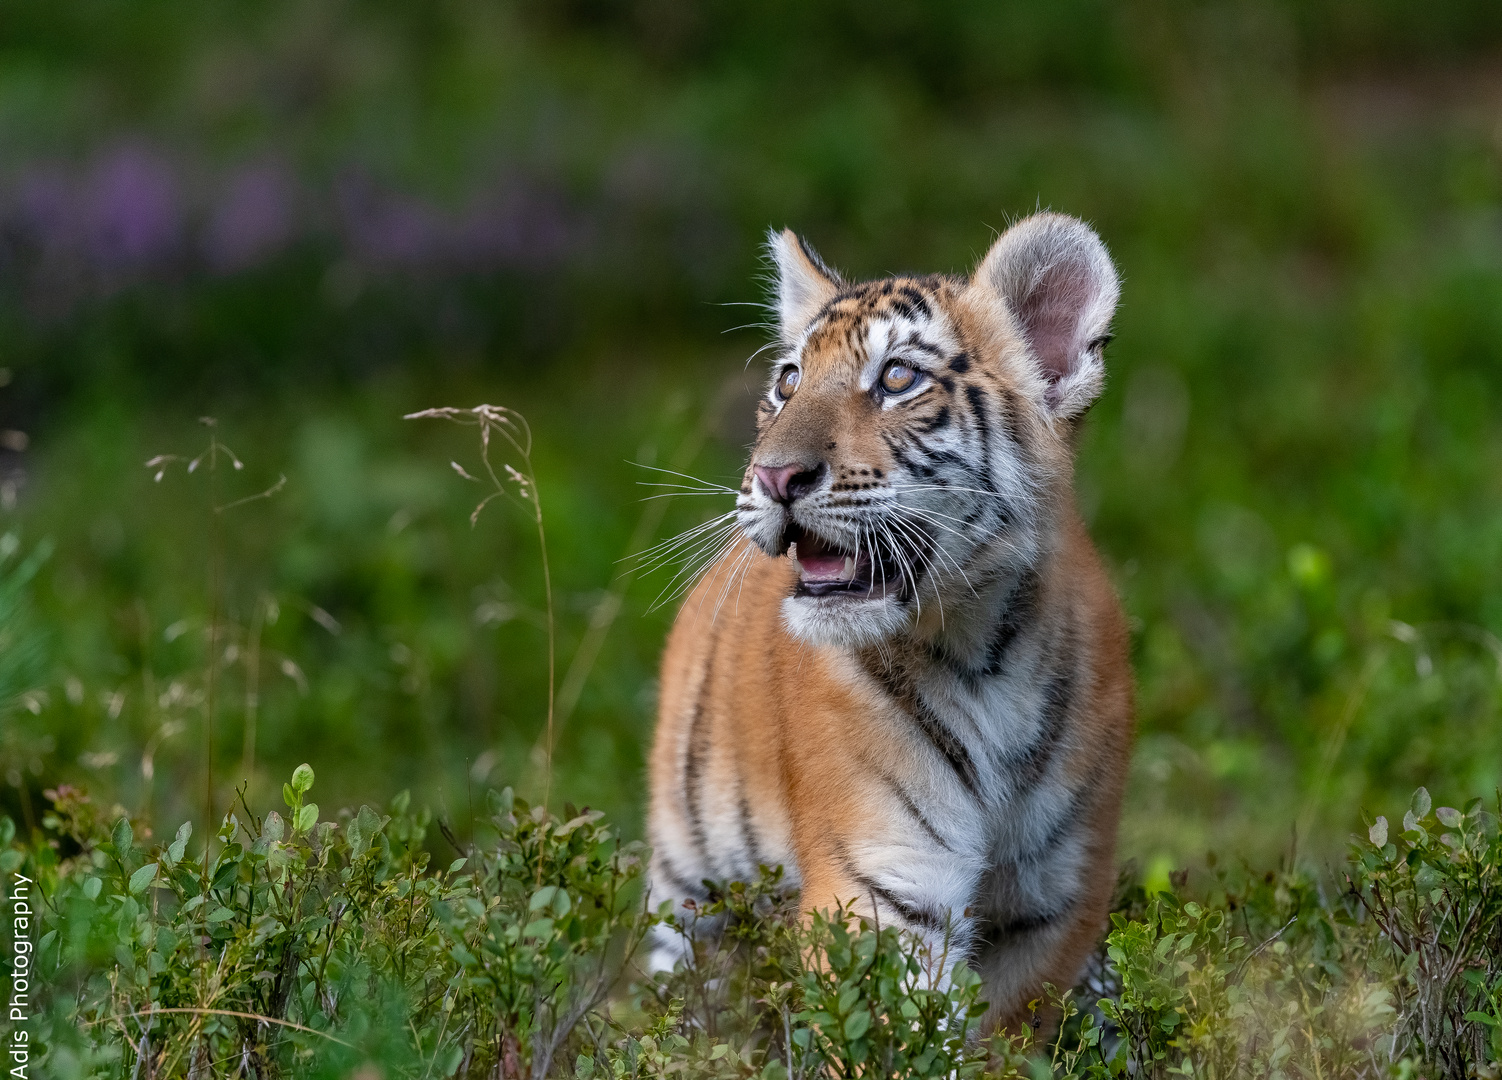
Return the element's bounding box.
[406,405,558,808]
[144,420,285,850]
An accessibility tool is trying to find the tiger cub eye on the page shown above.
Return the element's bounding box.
[776,366,801,400]
[880,361,918,394]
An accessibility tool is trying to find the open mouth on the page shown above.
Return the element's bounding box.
[784,524,904,599]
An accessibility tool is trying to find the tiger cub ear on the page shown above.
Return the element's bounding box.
[767,228,842,346]
[974,213,1120,419]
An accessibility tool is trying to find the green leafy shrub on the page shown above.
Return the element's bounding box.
[4,781,1500,1078]
[993,789,1502,1079]
[14,766,649,1079]
[634,871,991,1079]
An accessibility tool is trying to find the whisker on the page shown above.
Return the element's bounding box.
[627,516,738,573]
[743,340,785,370]
[709,542,757,625]
[652,529,744,612]
[630,462,742,490]
[887,483,1030,502]
[637,490,740,501]
[888,514,978,601]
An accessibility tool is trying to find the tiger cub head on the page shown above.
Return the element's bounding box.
[737,213,1120,648]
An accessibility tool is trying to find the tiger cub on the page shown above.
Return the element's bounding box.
[646,213,1134,1029]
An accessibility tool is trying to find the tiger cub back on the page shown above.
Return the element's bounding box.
[647,213,1134,1030]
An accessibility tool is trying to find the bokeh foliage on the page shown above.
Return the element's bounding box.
[1,0,1501,871]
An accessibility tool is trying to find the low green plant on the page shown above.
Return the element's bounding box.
[5,781,1500,1079]
[13,765,649,1079]
[635,870,991,1079]
[989,789,1502,1080]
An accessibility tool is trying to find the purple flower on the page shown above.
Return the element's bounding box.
[84,145,182,266]
[205,161,297,271]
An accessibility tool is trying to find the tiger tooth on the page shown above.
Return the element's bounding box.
[842,556,855,579]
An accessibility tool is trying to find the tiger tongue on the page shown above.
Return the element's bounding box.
[794,536,856,582]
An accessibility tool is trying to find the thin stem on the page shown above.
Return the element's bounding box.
[241,595,265,784]
[530,459,556,815]
[204,433,222,846]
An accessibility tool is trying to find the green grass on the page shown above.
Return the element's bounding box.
[7,771,1501,1078]
[3,0,1502,922]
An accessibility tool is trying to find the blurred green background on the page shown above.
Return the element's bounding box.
[3,0,1502,879]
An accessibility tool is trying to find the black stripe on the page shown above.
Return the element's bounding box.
[870,764,953,852]
[682,650,717,869]
[978,905,1070,949]
[972,570,1043,683]
[737,786,764,876]
[838,848,947,934]
[963,384,999,492]
[997,387,1025,450]
[928,569,1040,683]
[897,285,932,319]
[865,881,945,934]
[909,436,966,470]
[1000,662,1077,792]
[653,851,709,901]
[796,234,842,286]
[1007,775,1102,869]
[913,405,951,434]
[947,352,971,374]
[862,653,980,797]
[884,435,939,479]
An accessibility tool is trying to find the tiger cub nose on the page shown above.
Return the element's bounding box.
[754,462,825,505]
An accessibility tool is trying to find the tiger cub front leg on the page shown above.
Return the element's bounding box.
[792,795,986,990]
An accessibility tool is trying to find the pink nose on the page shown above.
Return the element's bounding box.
[754,462,822,505]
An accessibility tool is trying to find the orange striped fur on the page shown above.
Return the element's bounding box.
[647,214,1134,1029]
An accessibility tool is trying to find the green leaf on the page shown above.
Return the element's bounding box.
[1436,806,1463,828]
[437,1043,464,1077]
[262,811,285,843]
[1368,816,1388,848]
[522,917,555,939]
[530,885,560,911]
[0,816,14,846]
[447,858,468,873]
[295,803,318,833]
[112,817,134,857]
[283,783,297,809]
[206,906,237,923]
[291,762,315,794]
[1411,787,1432,819]
[1464,1012,1498,1028]
[128,862,158,894]
[167,820,192,864]
[82,876,102,900]
[211,858,241,891]
[0,850,22,874]
[356,804,384,841]
[843,1009,872,1041]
